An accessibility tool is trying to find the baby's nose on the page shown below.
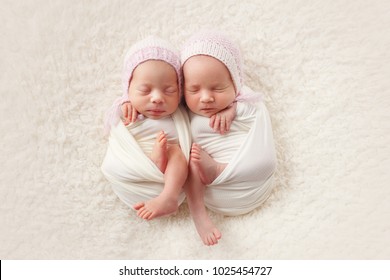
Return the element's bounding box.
[151,90,164,103]
[200,91,214,102]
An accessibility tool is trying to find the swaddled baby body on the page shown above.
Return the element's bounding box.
[181,31,277,246]
[102,36,191,221]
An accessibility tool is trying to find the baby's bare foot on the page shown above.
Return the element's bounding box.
[150,131,168,173]
[193,212,222,246]
[190,143,227,185]
[133,195,178,220]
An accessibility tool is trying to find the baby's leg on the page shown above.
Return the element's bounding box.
[191,143,227,185]
[184,160,222,246]
[150,131,168,173]
[134,144,187,220]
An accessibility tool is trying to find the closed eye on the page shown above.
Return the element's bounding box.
[185,86,200,94]
[212,85,229,92]
[137,86,151,94]
[164,86,178,94]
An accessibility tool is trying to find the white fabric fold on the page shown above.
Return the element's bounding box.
[191,102,277,216]
[101,106,191,208]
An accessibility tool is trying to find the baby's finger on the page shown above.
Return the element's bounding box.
[121,105,129,124]
[122,104,128,119]
[224,118,232,133]
[131,106,138,123]
[213,114,221,132]
[219,116,227,135]
[209,115,216,129]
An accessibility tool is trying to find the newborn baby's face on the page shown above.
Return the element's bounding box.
[183,55,236,117]
[128,60,180,119]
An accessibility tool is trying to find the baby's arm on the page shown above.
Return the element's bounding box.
[209,102,237,135]
[121,101,139,125]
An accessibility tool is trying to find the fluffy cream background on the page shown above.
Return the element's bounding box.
[1,0,389,259]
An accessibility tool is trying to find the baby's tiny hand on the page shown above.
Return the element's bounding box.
[209,102,237,135]
[121,101,139,125]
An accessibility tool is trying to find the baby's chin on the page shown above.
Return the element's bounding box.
[196,109,218,118]
[142,111,172,119]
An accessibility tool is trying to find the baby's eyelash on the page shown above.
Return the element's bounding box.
[186,88,199,92]
[165,87,177,93]
[212,85,229,91]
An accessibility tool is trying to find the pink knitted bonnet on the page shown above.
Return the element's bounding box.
[181,31,243,93]
[104,36,182,134]
[181,30,261,102]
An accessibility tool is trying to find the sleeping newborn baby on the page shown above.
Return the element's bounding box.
[101,36,191,221]
[181,31,277,246]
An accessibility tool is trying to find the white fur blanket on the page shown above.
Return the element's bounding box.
[1,0,389,259]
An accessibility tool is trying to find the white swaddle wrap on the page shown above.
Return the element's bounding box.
[101,106,191,208]
[191,101,277,216]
